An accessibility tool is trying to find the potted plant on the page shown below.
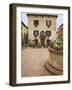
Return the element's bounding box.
[45,37,63,75]
[49,37,63,54]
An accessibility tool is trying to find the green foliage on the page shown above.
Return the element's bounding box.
[53,37,63,50]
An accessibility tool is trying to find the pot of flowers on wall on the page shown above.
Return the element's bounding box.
[46,37,63,75]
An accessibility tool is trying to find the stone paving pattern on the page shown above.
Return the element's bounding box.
[21,47,52,77]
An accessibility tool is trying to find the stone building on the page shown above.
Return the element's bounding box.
[56,24,63,38]
[21,14,58,47]
[21,22,28,46]
[28,14,57,46]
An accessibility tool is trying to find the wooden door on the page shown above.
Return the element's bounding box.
[40,31,46,46]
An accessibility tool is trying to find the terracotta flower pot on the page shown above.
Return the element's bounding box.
[45,47,63,75]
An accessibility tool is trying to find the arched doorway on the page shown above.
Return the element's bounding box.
[40,31,46,46]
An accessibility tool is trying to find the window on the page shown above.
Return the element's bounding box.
[46,31,51,37]
[33,30,39,37]
[46,20,51,27]
[33,20,39,27]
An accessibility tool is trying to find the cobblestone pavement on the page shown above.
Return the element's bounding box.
[21,47,52,77]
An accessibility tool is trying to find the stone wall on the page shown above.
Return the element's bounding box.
[27,15,57,45]
[21,23,28,45]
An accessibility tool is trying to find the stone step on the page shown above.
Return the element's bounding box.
[48,60,63,71]
[45,62,63,75]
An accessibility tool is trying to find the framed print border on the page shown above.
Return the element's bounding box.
[9,3,70,86]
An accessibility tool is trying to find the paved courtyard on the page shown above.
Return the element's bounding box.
[21,47,52,77]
